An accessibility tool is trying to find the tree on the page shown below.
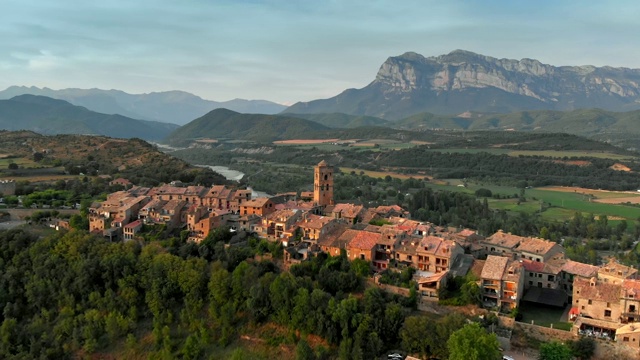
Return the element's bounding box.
[7,162,18,170]
[475,188,493,198]
[447,323,500,360]
[538,341,573,360]
[296,338,316,360]
[569,337,595,360]
[401,316,435,358]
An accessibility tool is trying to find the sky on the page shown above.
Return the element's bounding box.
[1,0,639,105]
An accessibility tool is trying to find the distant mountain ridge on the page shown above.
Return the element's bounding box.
[0,95,178,141]
[284,50,640,119]
[0,86,287,125]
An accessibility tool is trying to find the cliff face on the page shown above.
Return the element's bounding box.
[284,50,640,119]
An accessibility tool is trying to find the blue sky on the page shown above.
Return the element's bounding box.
[1,0,639,104]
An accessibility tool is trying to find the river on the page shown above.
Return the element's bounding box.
[195,165,271,198]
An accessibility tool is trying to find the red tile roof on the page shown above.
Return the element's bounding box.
[348,231,379,250]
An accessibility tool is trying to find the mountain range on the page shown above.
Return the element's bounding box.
[0,95,178,141]
[0,86,286,125]
[284,50,640,119]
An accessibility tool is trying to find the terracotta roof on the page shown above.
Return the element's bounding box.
[124,219,142,228]
[331,203,364,219]
[573,277,621,303]
[457,229,477,237]
[317,224,349,247]
[483,230,523,249]
[317,160,328,167]
[147,185,187,196]
[561,260,599,278]
[598,259,638,280]
[298,214,334,230]
[348,231,379,250]
[481,255,509,280]
[515,237,561,256]
[242,197,271,208]
[521,259,545,273]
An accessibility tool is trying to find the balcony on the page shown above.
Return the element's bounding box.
[482,281,500,289]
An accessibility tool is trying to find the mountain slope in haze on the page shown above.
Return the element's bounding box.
[284,50,640,120]
[165,108,330,145]
[0,86,287,125]
[285,113,390,128]
[0,95,178,141]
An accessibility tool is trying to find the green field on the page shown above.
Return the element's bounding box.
[422,148,636,160]
[0,157,39,169]
[424,181,640,226]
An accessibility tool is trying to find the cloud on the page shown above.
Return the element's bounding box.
[1,0,639,103]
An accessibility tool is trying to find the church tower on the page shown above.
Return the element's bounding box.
[314,160,333,206]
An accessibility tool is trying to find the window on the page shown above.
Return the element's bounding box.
[581,306,585,310]
[529,272,533,277]
[548,275,554,281]
[607,302,610,307]
[538,273,542,278]
[407,255,412,261]
[624,337,629,342]
[529,281,533,286]
[605,310,612,317]
[575,300,579,303]
[588,300,592,305]
[537,282,542,288]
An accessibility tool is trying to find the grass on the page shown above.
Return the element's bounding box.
[518,302,570,330]
[0,157,40,169]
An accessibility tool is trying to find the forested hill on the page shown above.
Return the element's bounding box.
[165,108,330,145]
[0,95,178,141]
[394,108,640,149]
[0,131,227,186]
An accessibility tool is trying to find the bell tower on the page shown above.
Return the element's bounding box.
[314,160,333,206]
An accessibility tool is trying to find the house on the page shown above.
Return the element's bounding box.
[240,197,275,217]
[621,279,640,324]
[297,213,337,242]
[123,219,143,241]
[514,237,565,263]
[346,230,379,262]
[616,323,640,349]
[317,225,351,256]
[480,255,524,311]
[481,230,523,258]
[374,205,410,219]
[598,258,638,284]
[109,178,133,188]
[416,271,448,301]
[328,203,365,223]
[573,277,622,322]
[522,259,563,290]
[560,260,599,295]
[254,209,302,244]
[572,277,623,339]
[416,236,463,273]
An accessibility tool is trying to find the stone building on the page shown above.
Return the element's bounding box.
[313,160,333,207]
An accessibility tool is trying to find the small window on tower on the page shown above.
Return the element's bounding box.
[324,174,328,181]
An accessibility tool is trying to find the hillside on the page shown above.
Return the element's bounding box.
[286,112,390,128]
[284,50,640,120]
[0,86,287,125]
[393,108,640,149]
[165,108,331,145]
[0,95,178,141]
[0,131,227,186]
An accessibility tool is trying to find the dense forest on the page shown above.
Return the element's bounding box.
[0,227,494,359]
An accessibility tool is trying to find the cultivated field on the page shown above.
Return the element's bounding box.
[272,139,339,145]
[339,167,428,180]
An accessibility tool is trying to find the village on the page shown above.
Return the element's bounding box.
[87,161,640,356]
